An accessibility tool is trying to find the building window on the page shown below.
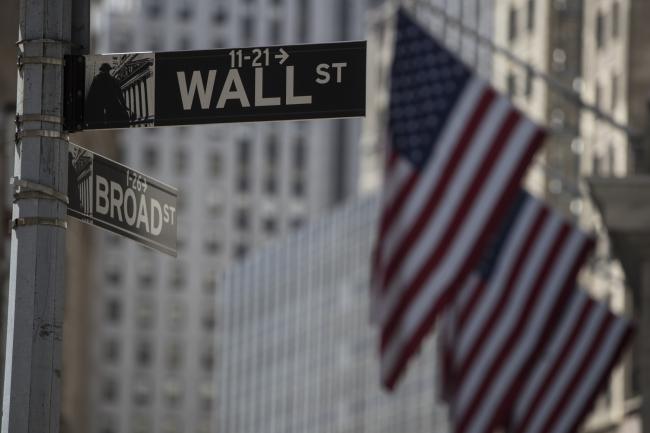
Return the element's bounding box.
[138,274,154,290]
[206,191,222,217]
[527,0,535,31]
[106,233,122,246]
[234,243,249,260]
[136,340,153,367]
[104,338,120,362]
[177,4,193,21]
[201,346,215,371]
[131,414,152,433]
[166,341,183,370]
[105,268,122,285]
[292,178,305,197]
[133,379,152,406]
[178,35,191,51]
[170,263,185,289]
[199,383,213,411]
[293,137,306,169]
[264,176,277,194]
[338,0,350,40]
[136,301,155,329]
[149,36,162,52]
[611,73,619,110]
[146,0,163,18]
[204,232,220,255]
[203,272,216,294]
[607,145,616,175]
[237,139,251,192]
[596,12,605,49]
[237,176,250,193]
[263,217,277,234]
[107,299,121,323]
[238,138,251,166]
[175,148,187,174]
[550,108,565,129]
[236,208,250,230]
[553,0,567,11]
[242,16,255,45]
[508,6,518,42]
[612,2,620,39]
[202,307,216,331]
[163,378,182,406]
[594,153,608,176]
[266,135,278,166]
[525,67,533,98]
[270,19,282,44]
[552,48,567,72]
[168,301,186,330]
[102,377,118,403]
[143,146,157,170]
[290,217,304,230]
[595,83,603,109]
[297,0,310,42]
[212,8,227,24]
[209,151,222,178]
[506,73,517,97]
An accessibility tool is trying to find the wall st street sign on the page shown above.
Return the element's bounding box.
[64,41,366,130]
[67,143,178,256]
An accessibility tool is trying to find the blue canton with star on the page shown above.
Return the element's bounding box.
[390,9,471,169]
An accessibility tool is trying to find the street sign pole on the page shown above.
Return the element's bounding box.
[2,0,72,431]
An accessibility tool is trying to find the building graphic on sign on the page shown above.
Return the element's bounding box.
[68,144,94,218]
[85,0,371,432]
[84,53,155,129]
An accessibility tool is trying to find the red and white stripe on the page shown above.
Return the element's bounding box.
[372,76,545,390]
[507,290,633,433]
[442,198,595,433]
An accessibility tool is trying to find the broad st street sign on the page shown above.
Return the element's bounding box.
[64,41,366,131]
[67,143,178,256]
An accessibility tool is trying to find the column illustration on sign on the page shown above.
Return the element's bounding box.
[67,144,94,222]
[84,53,155,129]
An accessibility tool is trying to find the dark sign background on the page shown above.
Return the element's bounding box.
[154,41,366,126]
[67,144,178,256]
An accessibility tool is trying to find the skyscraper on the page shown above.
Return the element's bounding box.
[87,1,369,432]
[216,195,449,433]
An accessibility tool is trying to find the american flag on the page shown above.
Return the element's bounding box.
[507,289,633,433]
[371,9,546,390]
[437,190,596,433]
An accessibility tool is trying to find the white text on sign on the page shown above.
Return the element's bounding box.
[176,67,318,110]
[95,175,176,236]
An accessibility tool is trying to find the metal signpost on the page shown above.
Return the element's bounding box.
[64,41,367,130]
[67,143,178,256]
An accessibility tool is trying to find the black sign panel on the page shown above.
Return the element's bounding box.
[67,143,178,256]
[65,41,366,131]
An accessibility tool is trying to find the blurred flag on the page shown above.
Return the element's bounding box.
[437,190,595,433]
[371,9,546,390]
[506,289,633,433]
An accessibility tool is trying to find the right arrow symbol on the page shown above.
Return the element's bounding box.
[275,48,289,65]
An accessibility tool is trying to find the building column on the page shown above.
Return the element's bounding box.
[589,177,650,433]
